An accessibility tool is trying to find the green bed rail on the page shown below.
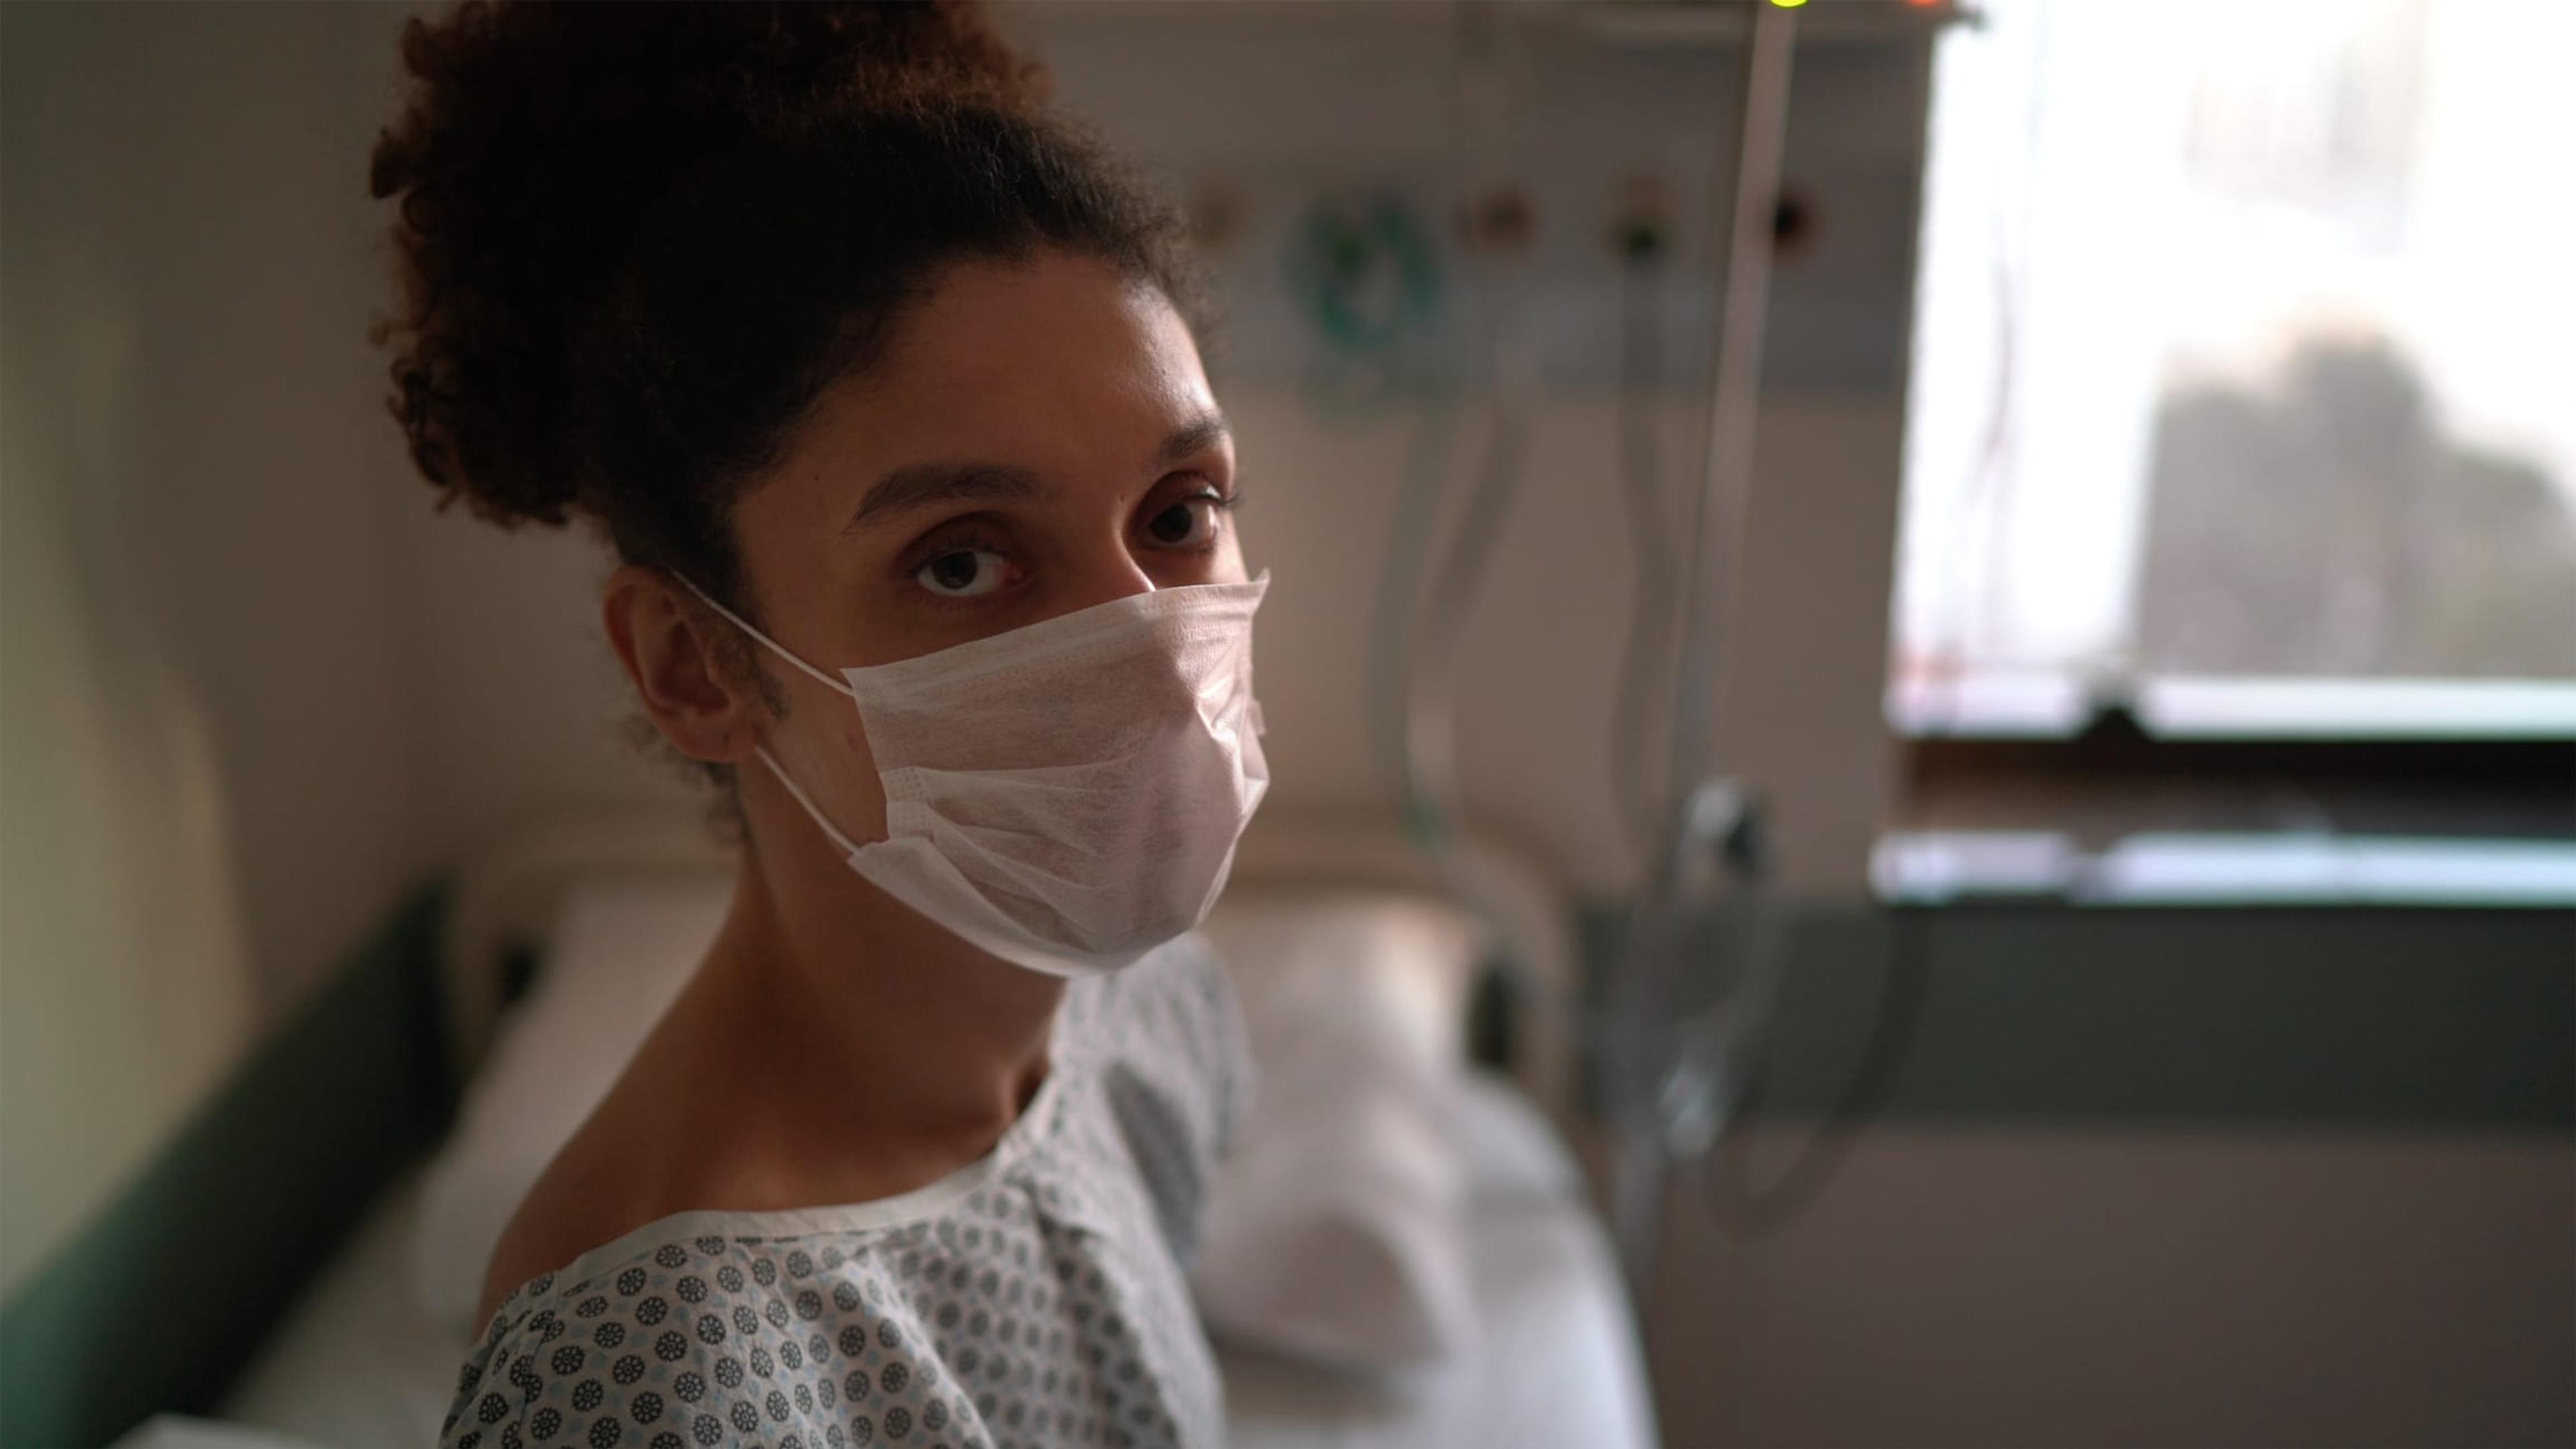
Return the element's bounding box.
[0,883,455,1449]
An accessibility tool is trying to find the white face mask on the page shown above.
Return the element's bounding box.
[680,573,1271,979]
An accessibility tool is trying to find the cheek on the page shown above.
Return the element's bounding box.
[1214,528,1250,583]
[784,676,896,843]
[826,755,894,844]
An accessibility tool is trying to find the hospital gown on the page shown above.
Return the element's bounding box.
[436,936,1247,1449]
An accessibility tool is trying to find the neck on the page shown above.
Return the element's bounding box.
[688,803,1066,1179]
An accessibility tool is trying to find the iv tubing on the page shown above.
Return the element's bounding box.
[1609,0,1801,1316]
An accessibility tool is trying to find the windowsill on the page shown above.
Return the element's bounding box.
[1890,674,2576,742]
[1874,829,2576,907]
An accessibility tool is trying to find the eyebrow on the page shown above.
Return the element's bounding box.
[1152,411,1232,471]
[843,411,1233,533]
[844,463,1042,532]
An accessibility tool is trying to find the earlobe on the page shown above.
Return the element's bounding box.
[603,564,757,765]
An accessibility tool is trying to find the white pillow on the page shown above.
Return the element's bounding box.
[410,872,730,1340]
[106,1415,334,1449]
[1189,889,1487,1371]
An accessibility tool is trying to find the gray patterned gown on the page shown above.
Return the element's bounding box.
[436,937,1248,1449]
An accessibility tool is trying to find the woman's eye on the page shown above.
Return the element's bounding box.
[914,547,1012,598]
[1143,497,1221,549]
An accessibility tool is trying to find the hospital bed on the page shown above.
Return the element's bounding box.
[193,810,1655,1449]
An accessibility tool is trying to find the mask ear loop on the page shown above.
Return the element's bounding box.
[749,745,865,863]
[672,574,869,862]
[672,574,858,700]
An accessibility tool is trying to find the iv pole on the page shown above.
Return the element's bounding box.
[1609,0,1801,1316]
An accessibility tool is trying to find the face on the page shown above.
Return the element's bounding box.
[608,248,1244,851]
[734,249,1243,668]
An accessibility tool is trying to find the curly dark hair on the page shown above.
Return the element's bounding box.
[368,0,1212,793]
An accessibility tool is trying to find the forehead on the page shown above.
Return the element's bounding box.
[787,252,1218,492]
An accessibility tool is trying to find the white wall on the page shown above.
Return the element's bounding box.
[1231,390,1904,896]
[0,0,431,1295]
[1639,1125,2576,1448]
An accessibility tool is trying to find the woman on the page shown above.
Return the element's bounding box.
[371,5,1267,1447]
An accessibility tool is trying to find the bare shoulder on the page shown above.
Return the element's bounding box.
[468,1032,735,1326]
[474,1110,650,1328]
[470,971,743,1326]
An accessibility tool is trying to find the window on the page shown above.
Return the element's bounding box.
[1881,0,2575,902]
[1893,0,2576,741]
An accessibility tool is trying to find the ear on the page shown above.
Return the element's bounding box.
[602,564,766,765]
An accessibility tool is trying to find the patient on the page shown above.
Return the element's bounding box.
[370,5,1267,1446]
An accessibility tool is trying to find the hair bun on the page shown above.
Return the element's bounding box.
[368,0,1045,527]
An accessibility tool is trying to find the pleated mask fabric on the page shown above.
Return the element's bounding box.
[684,574,1271,979]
